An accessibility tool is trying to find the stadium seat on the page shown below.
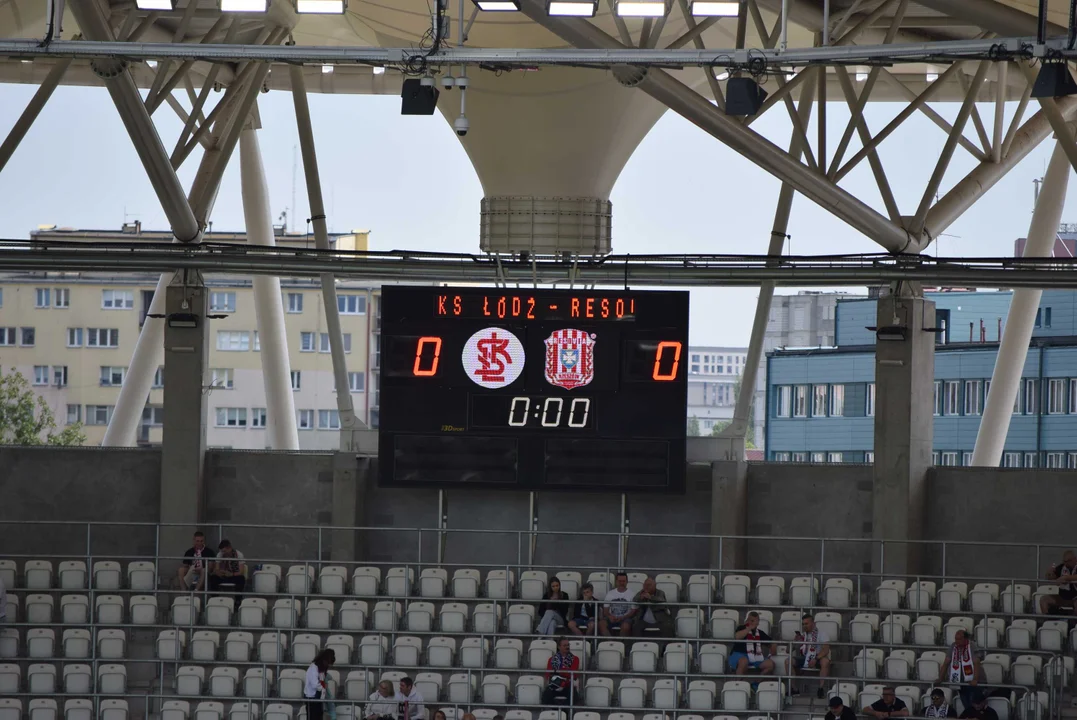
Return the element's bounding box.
[161,700,190,720]
[257,632,288,663]
[779,610,801,641]
[1008,618,1036,649]
[338,600,367,631]
[630,641,659,672]
[1001,584,1030,614]
[157,629,186,661]
[206,597,234,627]
[98,663,127,694]
[0,629,17,659]
[279,667,307,699]
[0,562,14,590]
[428,636,456,667]
[26,594,54,623]
[24,560,53,590]
[272,599,301,629]
[440,603,468,633]
[305,598,335,629]
[556,571,582,600]
[721,680,751,711]
[722,575,751,604]
[2,594,16,624]
[687,679,716,710]
[757,681,784,712]
[710,608,739,639]
[885,649,916,680]
[656,573,683,601]
[238,598,267,628]
[859,684,885,710]
[244,667,273,698]
[225,631,254,662]
[515,675,544,706]
[414,671,441,702]
[1032,585,1059,615]
[172,596,201,626]
[943,616,973,645]
[92,561,121,591]
[938,581,967,611]
[968,582,999,613]
[506,604,534,634]
[676,607,702,637]
[587,572,611,600]
[618,677,647,709]
[473,603,501,633]
[651,677,679,709]
[1013,654,1044,685]
[447,673,475,703]
[0,664,19,694]
[880,614,910,644]
[57,561,86,590]
[385,567,414,597]
[815,611,841,640]
[486,569,514,599]
[194,701,225,720]
[854,648,883,678]
[482,673,512,703]
[372,601,402,631]
[209,666,239,697]
[596,640,625,671]
[98,628,126,659]
[27,628,54,659]
[906,580,936,611]
[911,614,942,646]
[228,702,259,720]
[790,576,819,606]
[505,711,533,720]
[190,630,219,661]
[452,569,480,598]
[917,650,947,682]
[100,699,129,720]
[850,613,880,643]
[461,637,488,668]
[975,617,1004,648]
[294,633,322,664]
[664,641,692,673]
[131,595,158,625]
[286,564,315,594]
[62,629,90,659]
[877,579,906,609]
[252,564,281,594]
[391,635,419,666]
[351,566,381,596]
[177,666,205,696]
[756,576,785,605]
[319,565,348,595]
[494,637,523,669]
[1038,619,1067,651]
[699,643,728,674]
[753,608,774,634]
[687,573,716,603]
[517,570,547,600]
[28,663,56,694]
[128,561,157,591]
[824,578,854,608]
[358,634,386,665]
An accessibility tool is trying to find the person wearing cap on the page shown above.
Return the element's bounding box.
[958,690,998,720]
[825,696,857,720]
[209,539,247,594]
[864,687,910,719]
[924,688,958,718]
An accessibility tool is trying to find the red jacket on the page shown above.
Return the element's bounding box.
[545,653,581,687]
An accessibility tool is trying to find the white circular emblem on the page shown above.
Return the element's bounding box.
[462,327,526,389]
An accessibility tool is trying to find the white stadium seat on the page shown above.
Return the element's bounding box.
[64,666,94,699]
[253,564,281,594]
[58,561,86,590]
[92,561,121,591]
[351,566,381,596]
[128,561,157,591]
[319,565,348,595]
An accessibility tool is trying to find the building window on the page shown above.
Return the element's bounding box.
[52,366,67,387]
[0,288,3,307]
[32,366,48,386]
[941,451,958,466]
[87,328,119,348]
[964,380,983,416]
[318,409,341,430]
[210,368,234,390]
[943,381,960,415]
[775,386,792,418]
[1013,382,1023,414]
[812,385,828,417]
[1024,452,1038,468]
[1024,379,1039,414]
[210,291,236,313]
[1046,452,1065,469]
[1045,307,1053,328]
[54,288,69,308]
[215,407,248,427]
[67,328,83,347]
[1070,380,1077,415]
[933,381,942,416]
[690,365,700,374]
[1003,452,1021,468]
[1069,453,1077,469]
[142,406,164,427]
[1048,379,1066,414]
[827,452,843,463]
[100,366,126,387]
[287,293,303,313]
[291,371,301,391]
[300,332,315,352]
[319,332,353,354]
[86,405,114,426]
[216,331,250,352]
[101,289,134,309]
[153,366,164,389]
[1035,308,1042,328]
[337,294,366,315]
[932,452,939,465]
[792,452,807,462]
[20,327,35,347]
[66,405,81,425]
[793,385,809,418]
[251,408,267,428]
[691,354,700,362]
[865,451,875,463]
[35,288,50,308]
[830,385,845,416]
[370,408,379,428]
[962,451,973,466]
[298,409,314,430]
[866,383,876,417]
[0,328,14,346]
[810,452,825,463]
[347,372,364,393]
[773,452,791,462]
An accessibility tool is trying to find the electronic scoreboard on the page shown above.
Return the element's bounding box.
[378,286,689,492]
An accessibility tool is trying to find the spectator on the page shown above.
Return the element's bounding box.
[1039,550,1077,614]
[939,629,983,712]
[959,691,998,720]
[924,689,958,718]
[568,583,599,636]
[793,613,831,698]
[209,539,246,594]
[600,572,637,636]
[729,611,776,675]
[864,687,910,719]
[633,576,673,637]
[396,676,424,720]
[304,648,336,720]
[826,696,857,720]
[542,636,581,705]
[537,576,570,635]
[366,680,397,720]
[177,531,216,591]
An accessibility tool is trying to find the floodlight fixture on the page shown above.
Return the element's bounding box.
[220,0,269,11]
[136,0,177,9]
[689,0,739,16]
[472,0,521,10]
[296,0,347,12]
[372,66,386,75]
[616,0,668,17]
[322,65,334,74]
[547,0,598,16]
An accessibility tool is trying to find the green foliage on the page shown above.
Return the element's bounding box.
[0,369,86,447]
[687,415,701,436]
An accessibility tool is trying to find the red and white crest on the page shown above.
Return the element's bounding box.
[544,329,596,390]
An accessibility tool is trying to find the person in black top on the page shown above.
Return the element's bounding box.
[826,696,858,720]
[567,583,599,636]
[729,611,776,675]
[1039,550,1077,614]
[536,576,570,635]
[864,687,910,719]
[177,531,216,591]
[924,688,958,718]
[959,690,999,720]
[209,539,246,594]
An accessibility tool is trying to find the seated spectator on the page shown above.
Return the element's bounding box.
[633,576,673,637]
[729,611,776,675]
[395,676,424,720]
[959,691,998,720]
[568,583,599,636]
[209,539,246,594]
[1039,550,1077,614]
[542,637,580,705]
[536,576,570,635]
[599,571,637,637]
[177,531,215,591]
[939,629,983,712]
[925,688,958,718]
[793,613,831,699]
[365,680,397,720]
[826,696,857,720]
[864,687,910,719]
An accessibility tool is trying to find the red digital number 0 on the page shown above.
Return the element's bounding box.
[413,336,442,376]
[652,341,682,381]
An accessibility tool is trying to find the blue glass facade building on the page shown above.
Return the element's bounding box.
[765,289,1077,468]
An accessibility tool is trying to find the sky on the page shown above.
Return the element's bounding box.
[0,78,1072,346]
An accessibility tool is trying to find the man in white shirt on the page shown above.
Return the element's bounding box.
[793,613,831,699]
[599,571,637,637]
[395,676,424,720]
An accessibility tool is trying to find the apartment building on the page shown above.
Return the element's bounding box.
[0,224,383,449]
[687,345,747,434]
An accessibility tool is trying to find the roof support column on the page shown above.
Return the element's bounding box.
[972,138,1071,467]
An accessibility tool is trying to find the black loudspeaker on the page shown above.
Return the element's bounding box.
[724,76,768,117]
[1031,63,1077,99]
[401,78,440,115]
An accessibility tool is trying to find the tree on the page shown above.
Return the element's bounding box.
[0,369,86,446]
[710,376,757,448]
[687,415,700,436]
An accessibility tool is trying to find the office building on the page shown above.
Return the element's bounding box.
[687,345,747,434]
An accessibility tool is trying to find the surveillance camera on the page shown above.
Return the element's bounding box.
[441,74,455,90]
[454,114,469,137]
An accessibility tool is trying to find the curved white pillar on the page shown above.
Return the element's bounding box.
[240,127,300,450]
[972,138,1071,466]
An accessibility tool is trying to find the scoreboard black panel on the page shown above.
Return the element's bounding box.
[378,286,689,492]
